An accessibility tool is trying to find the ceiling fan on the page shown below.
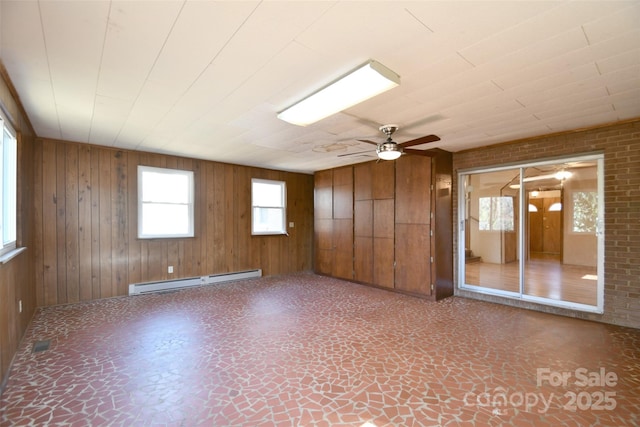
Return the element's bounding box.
[339,124,440,160]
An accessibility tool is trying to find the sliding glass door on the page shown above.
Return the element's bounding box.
[459,154,604,313]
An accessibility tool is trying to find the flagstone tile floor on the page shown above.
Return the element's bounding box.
[1,272,638,426]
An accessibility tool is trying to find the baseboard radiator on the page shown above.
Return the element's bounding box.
[128,269,262,296]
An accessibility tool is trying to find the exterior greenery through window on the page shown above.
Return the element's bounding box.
[251,178,286,235]
[0,113,17,257]
[138,166,194,239]
[479,196,514,231]
[573,191,597,233]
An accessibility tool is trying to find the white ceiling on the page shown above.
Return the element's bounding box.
[1,1,638,174]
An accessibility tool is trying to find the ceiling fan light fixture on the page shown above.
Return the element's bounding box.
[555,170,572,181]
[377,143,402,160]
[277,60,400,126]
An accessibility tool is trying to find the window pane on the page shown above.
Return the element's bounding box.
[252,207,284,233]
[252,181,283,207]
[141,203,190,236]
[478,197,491,230]
[463,169,520,293]
[478,197,514,231]
[573,191,597,233]
[496,197,514,231]
[3,128,16,245]
[141,171,190,204]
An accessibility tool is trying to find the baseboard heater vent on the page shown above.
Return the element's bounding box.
[128,269,262,296]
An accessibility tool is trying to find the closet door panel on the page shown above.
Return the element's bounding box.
[373,237,394,289]
[395,223,431,295]
[395,156,431,225]
[354,237,373,283]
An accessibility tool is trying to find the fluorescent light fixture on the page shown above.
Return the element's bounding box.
[277,60,400,126]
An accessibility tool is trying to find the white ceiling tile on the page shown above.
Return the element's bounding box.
[607,76,640,96]
[597,48,640,75]
[545,110,619,132]
[587,29,640,61]
[514,67,604,107]
[613,98,640,120]
[531,96,615,121]
[406,1,559,50]
[460,1,635,67]
[97,1,184,100]
[1,1,638,173]
[583,3,640,44]
[145,1,258,85]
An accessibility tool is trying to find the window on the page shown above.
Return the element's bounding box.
[572,191,597,233]
[478,196,514,231]
[138,166,194,239]
[0,114,17,257]
[251,178,286,235]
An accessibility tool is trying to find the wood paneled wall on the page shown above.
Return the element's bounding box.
[34,138,314,307]
[0,64,37,389]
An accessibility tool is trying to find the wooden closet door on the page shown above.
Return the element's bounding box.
[314,170,333,275]
[332,167,353,279]
[395,224,431,295]
[395,155,431,225]
[354,200,373,283]
[371,162,395,288]
[394,155,432,295]
[373,199,394,288]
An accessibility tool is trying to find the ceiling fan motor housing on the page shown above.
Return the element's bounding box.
[379,124,399,138]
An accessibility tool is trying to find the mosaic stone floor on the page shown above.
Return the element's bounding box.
[1,272,638,426]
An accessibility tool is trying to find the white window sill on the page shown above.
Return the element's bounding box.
[0,247,27,264]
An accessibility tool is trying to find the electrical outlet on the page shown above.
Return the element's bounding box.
[168,266,174,274]
[18,300,22,313]
[289,222,294,228]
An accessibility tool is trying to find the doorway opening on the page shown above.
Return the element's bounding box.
[459,154,603,312]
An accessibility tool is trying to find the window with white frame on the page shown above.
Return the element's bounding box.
[0,113,17,257]
[478,196,514,231]
[138,166,194,239]
[572,191,597,233]
[251,178,286,235]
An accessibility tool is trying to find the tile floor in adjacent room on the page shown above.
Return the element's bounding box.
[1,273,638,426]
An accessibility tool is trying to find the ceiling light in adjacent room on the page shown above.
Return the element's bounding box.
[555,170,572,181]
[277,60,400,126]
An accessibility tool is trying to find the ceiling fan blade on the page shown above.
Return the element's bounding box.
[402,114,445,132]
[358,139,380,146]
[403,148,437,157]
[338,150,374,157]
[399,134,440,148]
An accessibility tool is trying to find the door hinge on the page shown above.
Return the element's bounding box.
[430,229,433,237]
[431,283,434,291]
[430,256,434,263]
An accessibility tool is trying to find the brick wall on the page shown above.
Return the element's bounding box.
[452,119,640,329]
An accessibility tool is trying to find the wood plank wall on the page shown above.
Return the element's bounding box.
[0,64,37,389]
[34,138,314,307]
